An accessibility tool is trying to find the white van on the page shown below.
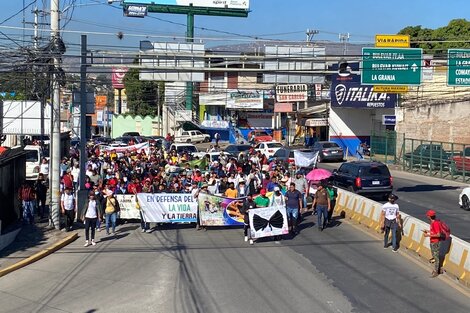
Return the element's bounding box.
[24,145,49,180]
[175,130,210,143]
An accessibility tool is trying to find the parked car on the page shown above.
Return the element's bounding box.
[312,141,344,162]
[170,143,199,154]
[255,141,283,158]
[459,187,470,211]
[403,144,452,170]
[248,130,273,143]
[144,135,167,148]
[193,151,233,162]
[122,132,141,137]
[224,144,252,156]
[113,136,146,146]
[330,161,393,200]
[451,147,470,174]
[175,130,210,143]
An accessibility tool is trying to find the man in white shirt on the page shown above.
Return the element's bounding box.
[71,164,80,191]
[380,194,401,252]
[40,158,49,179]
[61,187,76,231]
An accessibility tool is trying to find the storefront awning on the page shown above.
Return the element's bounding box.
[298,103,328,115]
[305,118,328,127]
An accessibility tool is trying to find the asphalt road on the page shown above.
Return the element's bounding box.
[0,216,469,313]
[319,162,470,241]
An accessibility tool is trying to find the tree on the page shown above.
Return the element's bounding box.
[398,19,470,54]
[123,68,160,117]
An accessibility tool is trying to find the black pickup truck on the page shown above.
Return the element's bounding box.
[403,144,452,170]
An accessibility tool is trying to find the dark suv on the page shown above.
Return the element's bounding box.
[330,161,393,199]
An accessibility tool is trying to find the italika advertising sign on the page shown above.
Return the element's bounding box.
[331,63,397,108]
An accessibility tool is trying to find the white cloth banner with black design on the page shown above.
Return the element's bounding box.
[294,151,318,168]
[249,206,289,239]
[137,193,197,223]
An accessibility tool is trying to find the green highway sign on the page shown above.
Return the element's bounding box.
[361,48,423,86]
[447,49,470,86]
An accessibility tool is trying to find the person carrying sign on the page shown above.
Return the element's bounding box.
[240,194,257,245]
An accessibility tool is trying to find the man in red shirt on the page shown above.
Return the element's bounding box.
[62,170,74,191]
[423,210,442,277]
[127,178,142,194]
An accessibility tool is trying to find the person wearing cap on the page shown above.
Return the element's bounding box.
[423,210,442,277]
[380,194,401,252]
[104,190,120,236]
[254,188,270,208]
[61,187,76,231]
[80,191,103,247]
[270,186,286,207]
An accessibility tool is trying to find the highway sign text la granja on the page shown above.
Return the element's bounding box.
[362,48,423,86]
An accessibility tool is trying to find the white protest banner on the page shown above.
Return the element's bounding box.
[137,193,197,223]
[103,142,150,154]
[294,150,318,168]
[249,206,289,239]
[115,194,140,219]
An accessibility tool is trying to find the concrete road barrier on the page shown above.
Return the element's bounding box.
[334,189,470,287]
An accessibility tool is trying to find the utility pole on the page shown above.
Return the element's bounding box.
[339,33,350,56]
[50,0,61,229]
[78,35,88,214]
[306,29,319,44]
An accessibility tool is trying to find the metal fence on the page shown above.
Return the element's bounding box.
[370,131,397,164]
[370,132,470,182]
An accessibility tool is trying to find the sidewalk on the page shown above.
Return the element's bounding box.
[0,219,78,276]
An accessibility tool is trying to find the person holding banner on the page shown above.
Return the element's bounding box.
[285,183,303,235]
[195,184,211,231]
[254,188,270,208]
[240,194,257,245]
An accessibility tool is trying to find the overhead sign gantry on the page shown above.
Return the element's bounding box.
[122,1,250,110]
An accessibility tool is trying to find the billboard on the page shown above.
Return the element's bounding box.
[264,46,326,84]
[331,62,397,109]
[1,101,51,135]
[112,67,128,89]
[123,0,249,10]
[199,90,264,109]
[226,90,263,109]
[140,42,205,82]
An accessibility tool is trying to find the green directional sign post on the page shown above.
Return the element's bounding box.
[361,48,423,86]
[447,49,470,86]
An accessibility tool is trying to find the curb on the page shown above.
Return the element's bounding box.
[0,232,78,278]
